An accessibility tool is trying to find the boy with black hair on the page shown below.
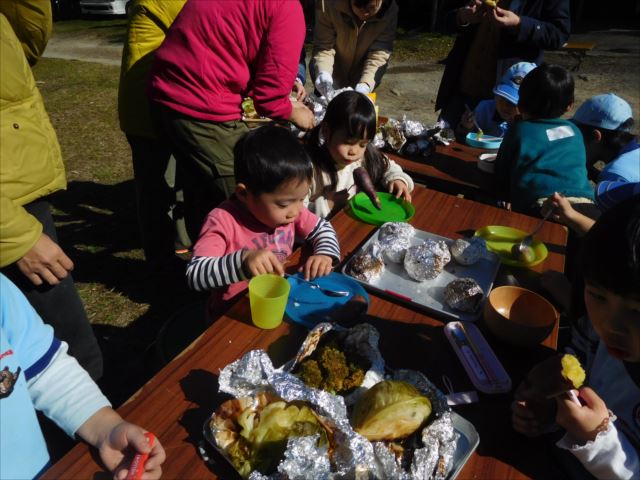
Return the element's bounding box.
[494,64,594,216]
[185,125,340,319]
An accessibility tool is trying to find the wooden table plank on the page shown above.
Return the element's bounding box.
[42,188,568,480]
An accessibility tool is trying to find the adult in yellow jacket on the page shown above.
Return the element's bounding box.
[118,0,188,271]
[310,0,398,94]
[0,0,102,379]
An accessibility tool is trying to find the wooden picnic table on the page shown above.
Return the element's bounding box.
[42,187,569,480]
[387,141,501,202]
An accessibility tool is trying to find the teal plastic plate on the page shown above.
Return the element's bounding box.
[465,132,502,150]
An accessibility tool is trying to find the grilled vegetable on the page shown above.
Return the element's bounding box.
[353,167,381,210]
[351,380,431,441]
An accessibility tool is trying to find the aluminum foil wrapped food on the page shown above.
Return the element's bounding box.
[450,237,487,266]
[382,118,407,151]
[378,222,416,263]
[286,322,386,406]
[401,115,427,137]
[215,349,374,479]
[373,131,386,149]
[304,88,354,126]
[443,278,484,313]
[362,370,457,480]
[210,325,459,480]
[347,242,385,282]
[404,239,451,281]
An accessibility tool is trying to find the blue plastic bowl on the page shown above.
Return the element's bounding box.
[466,132,502,150]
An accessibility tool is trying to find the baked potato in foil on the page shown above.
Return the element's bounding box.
[210,392,332,478]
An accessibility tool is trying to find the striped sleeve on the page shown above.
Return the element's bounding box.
[595,181,640,212]
[186,251,247,292]
[306,218,340,263]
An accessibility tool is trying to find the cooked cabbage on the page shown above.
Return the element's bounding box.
[351,380,431,441]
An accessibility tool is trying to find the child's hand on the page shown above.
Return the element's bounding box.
[511,380,557,437]
[98,421,165,480]
[301,255,333,281]
[542,192,573,224]
[460,109,476,131]
[389,180,412,202]
[243,249,284,277]
[556,387,610,444]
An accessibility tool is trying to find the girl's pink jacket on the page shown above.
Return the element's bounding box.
[148,0,305,122]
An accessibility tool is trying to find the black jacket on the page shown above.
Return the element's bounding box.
[435,0,570,111]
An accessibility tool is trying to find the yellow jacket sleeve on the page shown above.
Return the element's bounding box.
[0,196,42,267]
[0,0,52,65]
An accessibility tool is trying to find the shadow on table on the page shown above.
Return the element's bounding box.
[180,369,242,480]
[340,312,564,478]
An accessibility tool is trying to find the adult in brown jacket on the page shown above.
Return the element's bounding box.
[310,0,398,95]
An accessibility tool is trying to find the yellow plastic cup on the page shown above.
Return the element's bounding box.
[248,274,290,329]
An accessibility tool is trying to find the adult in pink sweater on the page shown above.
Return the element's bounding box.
[148,0,314,245]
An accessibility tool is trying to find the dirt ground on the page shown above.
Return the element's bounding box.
[44,26,640,131]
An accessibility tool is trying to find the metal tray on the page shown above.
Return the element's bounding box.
[202,405,479,480]
[342,228,501,322]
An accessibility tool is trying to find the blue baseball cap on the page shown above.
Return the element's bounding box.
[572,93,634,131]
[493,62,537,105]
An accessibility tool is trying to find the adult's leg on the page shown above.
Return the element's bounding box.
[153,103,249,241]
[1,200,103,380]
[127,134,183,270]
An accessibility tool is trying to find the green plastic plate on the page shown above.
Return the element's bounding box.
[349,192,415,226]
[474,225,548,267]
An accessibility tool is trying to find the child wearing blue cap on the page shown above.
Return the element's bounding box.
[459,62,536,138]
[494,64,595,216]
[572,93,639,209]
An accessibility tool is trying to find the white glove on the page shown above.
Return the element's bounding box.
[315,71,334,98]
[355,83,371,94]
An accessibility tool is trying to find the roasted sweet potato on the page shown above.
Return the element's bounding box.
[353,167,381,210]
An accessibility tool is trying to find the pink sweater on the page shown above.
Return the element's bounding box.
[148,0,305,122]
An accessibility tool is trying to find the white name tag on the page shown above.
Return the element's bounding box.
[546,125,575,141]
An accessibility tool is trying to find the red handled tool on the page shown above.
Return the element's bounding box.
[126,432,156,480]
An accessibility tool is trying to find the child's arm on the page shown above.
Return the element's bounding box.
[298,213,341,280]
[555,387,639,479]
[542,192,595,236]
[382,157,415,202]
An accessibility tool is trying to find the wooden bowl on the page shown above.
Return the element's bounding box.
[484,286,558,346]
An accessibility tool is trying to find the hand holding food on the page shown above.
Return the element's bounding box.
[523,353,585,400]
[353,167,382,210]
[555,387,610,444]
[492,6,521,28]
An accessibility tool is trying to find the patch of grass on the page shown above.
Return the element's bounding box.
[33,59,130,184]
[393,31,454,63]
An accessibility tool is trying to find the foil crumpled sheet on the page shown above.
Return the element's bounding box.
[404,239,452,282]
[382,118,407,151]
[378,222,416,264]
[346,241,386,283]
[214,325,458,480]
[401,115,427,137]
[443,278,484,313]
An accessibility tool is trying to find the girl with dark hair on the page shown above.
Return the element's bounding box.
[305,91,414,218]
[494,64,594,216]
[512,195,640,479]
[186,125,340,318]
